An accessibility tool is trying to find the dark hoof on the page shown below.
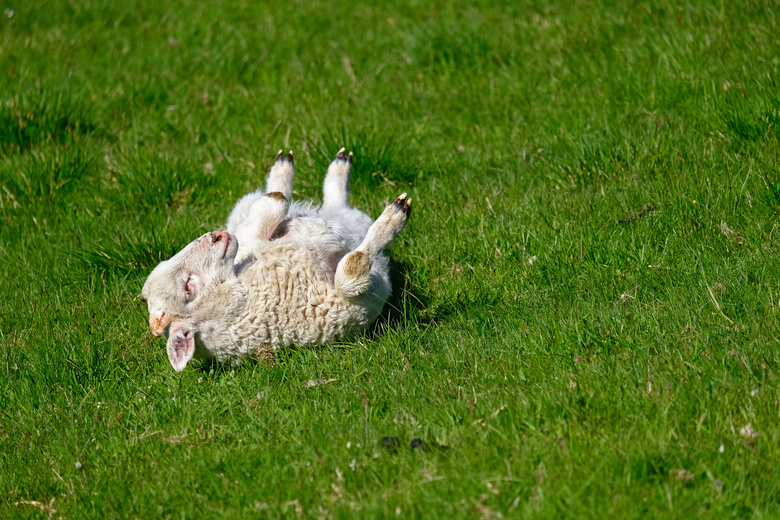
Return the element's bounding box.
[392,193,412,216]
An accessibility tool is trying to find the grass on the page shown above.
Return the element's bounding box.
[1,0,779,517]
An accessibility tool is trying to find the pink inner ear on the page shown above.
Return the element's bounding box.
[167,327,195,372]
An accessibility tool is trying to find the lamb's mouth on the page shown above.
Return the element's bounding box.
[221,235,231,259]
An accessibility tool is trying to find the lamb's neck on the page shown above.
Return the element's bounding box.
[193,278,253,361]
[203,278,249,323]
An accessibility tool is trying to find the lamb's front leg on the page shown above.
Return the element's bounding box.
[224,150,294,234]
[335,193,411,298]
[232,192,290,262]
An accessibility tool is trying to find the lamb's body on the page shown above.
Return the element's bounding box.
[197,219,389,362]
[141,149,410,371]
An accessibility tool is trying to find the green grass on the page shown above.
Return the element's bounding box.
[1,0,779,517]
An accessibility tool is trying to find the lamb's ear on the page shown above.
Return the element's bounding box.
[167,324,195,372]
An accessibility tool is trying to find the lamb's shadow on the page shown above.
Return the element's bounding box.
[365,258,457,339]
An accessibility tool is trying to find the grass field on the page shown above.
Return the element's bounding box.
[1,0,779,517]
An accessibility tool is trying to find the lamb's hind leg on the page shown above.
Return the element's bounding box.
[335,193,411,298]
[265,150,295,201]
[322,148,352,209]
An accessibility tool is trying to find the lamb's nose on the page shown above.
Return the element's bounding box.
[211,231,229,243]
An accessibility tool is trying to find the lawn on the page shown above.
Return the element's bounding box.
[1,0,779,517]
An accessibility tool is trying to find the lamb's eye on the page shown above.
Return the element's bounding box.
[184,276,195,302]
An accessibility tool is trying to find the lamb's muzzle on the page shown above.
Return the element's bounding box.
[149,312,171,337]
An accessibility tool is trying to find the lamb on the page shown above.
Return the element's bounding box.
[140,148,411,371]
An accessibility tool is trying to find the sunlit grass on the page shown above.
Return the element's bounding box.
[1,0,779,517]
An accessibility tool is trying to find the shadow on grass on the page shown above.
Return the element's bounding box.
[366,258,485,340]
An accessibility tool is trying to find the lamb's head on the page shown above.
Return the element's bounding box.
[141,230,240,371]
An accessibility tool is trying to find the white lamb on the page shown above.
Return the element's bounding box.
[140,148,411,371]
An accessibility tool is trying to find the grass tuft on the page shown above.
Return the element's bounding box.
[313,125,419,188]
[0,147,97,214]
[73,226,195,278]
[0,94,97,154]
[109,150,218,211]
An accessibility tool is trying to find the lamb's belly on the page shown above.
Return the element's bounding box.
[260,279,370,347]
[240,250,371,350]
[205,284,373,364]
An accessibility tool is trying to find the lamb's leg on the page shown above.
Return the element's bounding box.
[232,191,290,245]
[322,148,352,209]
[335,193,411,298]
[265,150,294,201]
